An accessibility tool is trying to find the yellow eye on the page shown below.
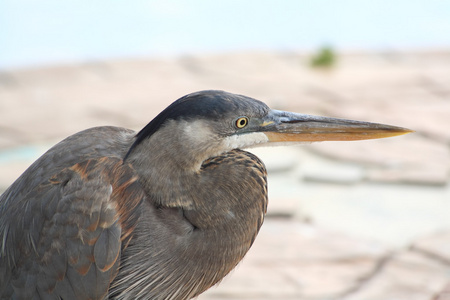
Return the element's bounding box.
[235,117,248,129]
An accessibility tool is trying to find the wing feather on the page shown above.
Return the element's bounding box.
[0,157,144,299]
[94,222,122,272]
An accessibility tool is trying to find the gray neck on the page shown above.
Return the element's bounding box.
[126,119,225,208]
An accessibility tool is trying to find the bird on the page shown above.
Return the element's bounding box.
[0,90,411,300]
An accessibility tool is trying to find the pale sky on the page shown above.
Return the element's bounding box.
[1,0,450,69]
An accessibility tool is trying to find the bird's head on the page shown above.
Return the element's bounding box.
[125,90,412,171]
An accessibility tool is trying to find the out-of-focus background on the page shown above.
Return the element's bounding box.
[1,1,450,299]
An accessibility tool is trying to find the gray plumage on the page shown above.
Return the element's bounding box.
[0,90,411,299]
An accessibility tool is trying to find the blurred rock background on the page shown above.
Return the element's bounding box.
[1,1,450,299]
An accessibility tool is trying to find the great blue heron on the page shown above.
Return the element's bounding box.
[0,90,411,299]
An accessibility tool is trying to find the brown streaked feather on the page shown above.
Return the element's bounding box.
[0,156,144,299]
[68,158,144,246]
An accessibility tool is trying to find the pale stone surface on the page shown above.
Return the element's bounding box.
[301,159,365,184]
[343,252,450,300]
[310,134,450,185]
[200,220,450,300]
[200,219,389,300]
[433,283,450,300]
[412,231,450,264]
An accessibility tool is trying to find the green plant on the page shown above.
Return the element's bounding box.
[310,46,336,68]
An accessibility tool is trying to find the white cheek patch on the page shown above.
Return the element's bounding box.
[222,132,269,150]
[182,120,215,142]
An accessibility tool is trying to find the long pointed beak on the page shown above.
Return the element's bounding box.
[259,110,413,142]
